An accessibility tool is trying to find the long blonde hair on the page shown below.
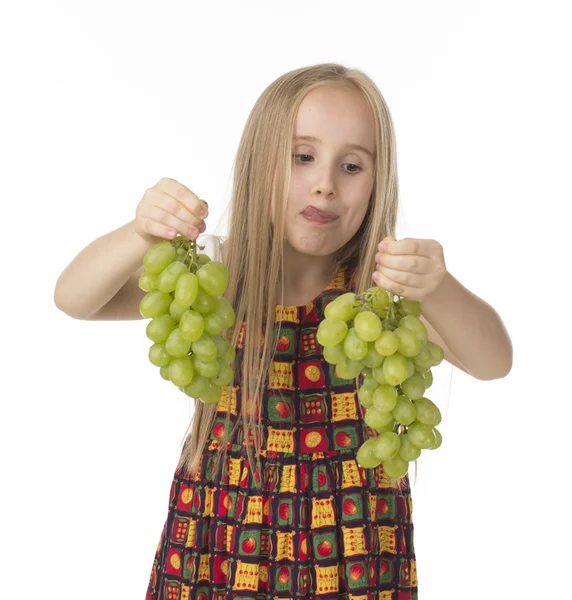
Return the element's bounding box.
[176,62,400,480]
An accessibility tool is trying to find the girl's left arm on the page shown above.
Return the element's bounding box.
[373,236,513,381]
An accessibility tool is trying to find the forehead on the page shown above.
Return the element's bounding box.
[294,85,375,153]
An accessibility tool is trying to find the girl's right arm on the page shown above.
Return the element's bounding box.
[53,177,209,321]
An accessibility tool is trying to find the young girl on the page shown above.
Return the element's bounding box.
[54,63,511,599]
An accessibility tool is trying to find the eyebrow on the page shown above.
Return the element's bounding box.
[294,135,374,159]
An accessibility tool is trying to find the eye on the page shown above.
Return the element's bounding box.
[292,154,363,174]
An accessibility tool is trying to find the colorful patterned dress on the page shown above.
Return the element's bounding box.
[145,264,418,600]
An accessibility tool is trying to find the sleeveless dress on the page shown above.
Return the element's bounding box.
[145,263,418,600]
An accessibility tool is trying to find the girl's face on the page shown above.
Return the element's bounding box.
[274,84,376,258]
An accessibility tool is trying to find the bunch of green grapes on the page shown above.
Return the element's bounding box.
[317,286,444,479]
[138,236,236,405]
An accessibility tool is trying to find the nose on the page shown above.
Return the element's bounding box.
[312,165,336,198]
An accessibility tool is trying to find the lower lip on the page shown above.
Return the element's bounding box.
[302,213,338,225]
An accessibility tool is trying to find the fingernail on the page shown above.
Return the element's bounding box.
[188,228,198,240]
[198,221,206,233]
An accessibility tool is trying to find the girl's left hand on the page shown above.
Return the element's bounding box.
[373,236,448,303]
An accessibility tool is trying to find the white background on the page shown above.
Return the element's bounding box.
[2,1,570,598]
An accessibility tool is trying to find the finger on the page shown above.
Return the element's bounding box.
[375,252,430,275]
[378,237,436,258]
[146,204,200,240]
[160,178,209,221]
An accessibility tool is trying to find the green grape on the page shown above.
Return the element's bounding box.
[168,355,195,387]
[196,253,211,265]
[179,309,205,343]
[373,384,398,413]
[407,421,436,449]
[354,310,382,342]
[356,438,382,469]
[146,314,176,343]
[398,433,422,462]
[430,428,443,449]
[191,288,217,314]
[405,358,415,379]
[357,386,374,408]
[400,299,422,317]
[184,375,210,398]
[382,455,409,479]
[426,341,445,366]
[196,262,229,297]
[393,326,422,358]
[401,373,426,401]
[211,362,234,386]
[374,330,399,356]
[323,343,346,365]
[149,343,172,367]
[214,297,236,328]
[373,431,400,461]
[191,334,218,362]
[143,240,176,274]
[364,407,395,431]
[201,382,222,404]
[317,319,348,347]
[362,342,384,368]
[169,299,187,323]
[165,327,192,357]
[344,327,369,361]
[413,344,434,370]
[335,357,363,380]
[413,397,442,427]
[210,334,230,359]
[204,312,225,336]
[159,364,170,381]
[223,345,236,364]
[361,373,380,391]
[138,271,158,292]
[399,314,428,344]
[157,261,188,294]
[191,355,220,379]
[368,286,390,314]
[423,369,434,389]
[174,272,199,308]
[392,396,417,426]
[324,293,359,321]
[372,364,388,385]
[382,353,409,386]
[140,290,172,318]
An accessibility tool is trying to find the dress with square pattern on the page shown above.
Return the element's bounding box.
[145,263,418,600]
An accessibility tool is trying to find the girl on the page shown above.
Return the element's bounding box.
[55,63,511,599]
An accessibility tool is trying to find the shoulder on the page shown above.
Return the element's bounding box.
[196,233,228,264]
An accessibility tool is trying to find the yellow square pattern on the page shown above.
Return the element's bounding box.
[234,560,259,591]
[279,464,297,493]
[331,392,358,421]
[266,427,295,453]
[411,559,418,586]
[198,552,210,581]
[378,525,397,554]
[185,518,197,547]
[217,385,238,415]
[341,460,362,488]
[311,496,336,528]
[341,525,366,556]
[244,496,263,524]
[315,564,339,594]
[268,362,294,390]
[204,486,215,517]
[379,592,393,600]
[180,584,190,600]
[275,305,300,323]
[276,531,295,560]
[225,525,234,552]
[228,456,242,486]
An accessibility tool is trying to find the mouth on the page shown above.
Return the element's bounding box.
[301,206,339,224]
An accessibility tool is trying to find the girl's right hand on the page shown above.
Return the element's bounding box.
[134,177,209,244]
